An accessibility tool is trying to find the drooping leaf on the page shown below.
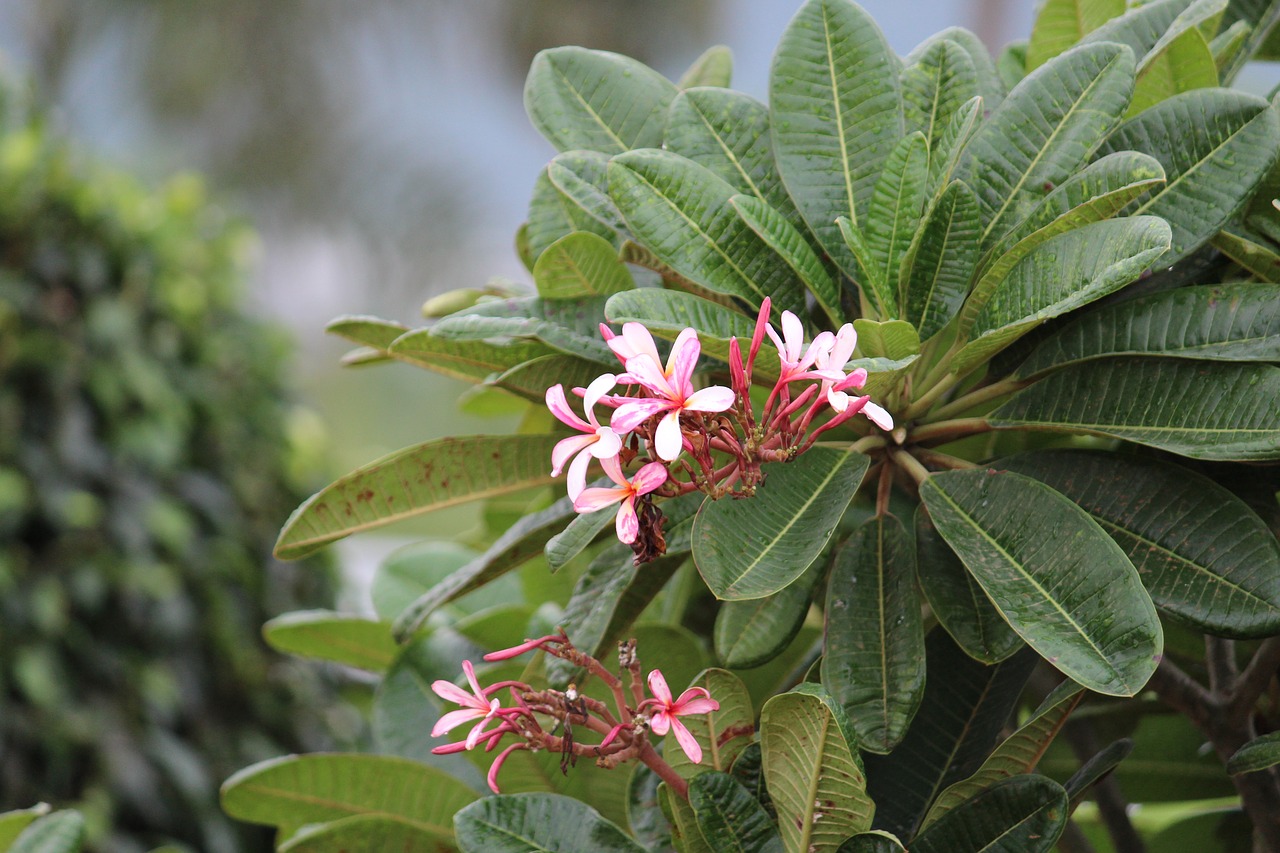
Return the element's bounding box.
[992,357,1280,460]
[278,815,449,853]
[822,516,925,753]
[728,743,774,818]
[263,611,397,672]
[922,681,1085,827]
[275,434,561,560]
[547,150,629,234]
[714,557,821,668]
[665,668,756,780]
[953,216,1172,372]
[902,180,982,341]
[770,0,903,277]
[429,295,615,364]
[864,133,929,317]
[730,194,843,327]
[1227,731,1280,774]
[454,793,646,853]
[386,329,556,383]
[693,447,871,600]
[679,45,734,89]
[761,685,875,852]
[1097,88,1280,265]
[863,635,1038,839]
[956,42,1136,245]
[687,772,784,853]
[1026,0,1127,71]
[221,754,477,841]
[6,812,84,853]
[526,167,619,262]
[326,315,410,351]
[1017,283,1280,378]
[1000,450,1280,637]
[916,506,1024,664]
[626,766,673,853]
[533,232,635,299]
[525,47,677,154]
[1129,26,1220,117]
[909,775,1069,853]
[920,469,1162,696]
[608,150,804,311]
[901,39,979,159]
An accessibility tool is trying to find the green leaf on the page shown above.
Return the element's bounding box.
[489,354,607,404]
[1026,0,1126,71]
[525,47,676,154]
[1079,0,1202,58]
[822,516,925,754]
[687,772,784,853]
[1227,731,1280,774]
[903,181,982,341]
[993,357,1280,460]
[1129,26,1220,117]
[6,813,84,853]
[526,167,619,262]
[956,42,1136,245]
[839,831,906,853]
[1213,228,1280,281]
[693,447,871,600]
[278,815,448,853]
[275,434,561,560]
[916,506,1024,664]
[865,133,929,317]
[627,766,673,852]
[327,315,410,350]
[1062,738,1134,805]
[922,682,1085,827]
[837,215,883,311]
[863,635,1038,839]
[1219,0,1280,79]
[604,288,767,377]
[953,216,1172,372]
[221,754,477,840]
[761,686,875,851]
[454,793,646,853]
[770,0,903,278]
[852,319,921,360]
[919,469,1162,696]
[263,611,397,672]
[1000,450,1280,637]
[679,45,734,89]
[925,96,984,197]
[1097,88,1280,265]
[608,150,804,311]
[996,42,1029,95]
[902,39,979,161]
[533,232,635,298]
[665,668,755,780]
[392,495,580,640]
[546,150,629,234]
[660,783,715,853]
[545,506,613,571]
[0,807,50,852]
[910,28,1004,110]
[909,776,1068,853]
[714,558,821,668]
[386,330,556,384]
[730,194,843,327]
[430,296,615,364]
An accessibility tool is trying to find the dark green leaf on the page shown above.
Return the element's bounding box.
[908,28,1004,111]
[387,330,556,383]
[526,167,619,262]
[1063,738,1134,805]
[627,766,674,853]
[688,772,784,853]
[604,288,766,377]
[903,181,982,341]
[865,133,928,317]
[730,194,843,327]
[547,150,629,233]
[909,775,1068,853]
[926,96,984,197]
[902,39,979,161]
[454,793,646,853]
[714,558,821,669]
[489,354,607,404]
[661,783,715,853]
[545,505,613,571]
[1227,731,1280,774]
[533,232,635,298]
[1213,228,1280,281]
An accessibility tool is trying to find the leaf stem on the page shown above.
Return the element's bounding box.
[919,377,1026,424]
[891,450,931,486]
[909,417,991,446]
[901,372,959,421]
[911,448,979,471]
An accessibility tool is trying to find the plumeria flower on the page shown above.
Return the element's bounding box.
[610,328,735,461]
[573,456,668,544]
[606,323,691,395]
[766,310,840,384]
[547,374,623,501]
[430,660,504,750]
[809,322,894,430]
[638,669,719,764]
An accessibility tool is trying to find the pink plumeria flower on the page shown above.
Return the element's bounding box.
[638,669,719,765]
[766,310,840,384]
[547,373,623,501]
[610,328,735,461]
[430,660,503,750]
[816,324,868,409]
[606,323,691,394]
[573,456,668,544]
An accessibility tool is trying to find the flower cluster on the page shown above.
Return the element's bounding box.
[429,631,719,797]
[547,299,893,557]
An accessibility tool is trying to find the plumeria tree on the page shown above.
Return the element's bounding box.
[210,1,1280,852]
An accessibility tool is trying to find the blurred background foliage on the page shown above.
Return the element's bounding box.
[0,82,339,851]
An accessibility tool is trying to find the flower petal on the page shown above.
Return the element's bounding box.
[619,322,662,366]
[670,717,704,764]
[432,707,484,736]
[616,495,639,544]
[675,697,720,716]
[647,669,674,704]
[625,354,675,398]
[765,323,788,364]
[611,398,672,433]
[683,385,735,413]
[567,447,593,502]
[487,743,523,794]
[667,328,701,391]
[552,433,597,477]
[649,709,671,736]
[432,679,477,708]
[590,427,622,459]
[462,660,486,700]
[654,410,684,461]
[583,373,618,417]
[863,401,895,430]
[546,384,592,432]
[575,486,627,513]
[781,310,804,361]
[631,461,669,496]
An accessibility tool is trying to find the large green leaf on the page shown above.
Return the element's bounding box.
[730,194,843,327]
[926,96,984,197]
[604,288,763,376]
[863,635,1038,839]
[693,447,870,600]
[385,329,556,383]
[909,28,1004,111]
[952,216,1172,372]
[901,39,979,161]
[221,754,477,840]
[660,783,715,853]
[956,42,1135,245]
[1129,25,1220,117]
[546,150,629,234]
[714,557,821,668]
[275,434,561,559]
[1079,0,1200,58]
[263,610,397,672]
[526,167,619,262]
[864,133,928,317]
[524,47,676,154]
[1097,88,1280,265]
[761,685,875,852]
[454,793,645,853]
[902,181,982,341]
[665,668,755,780]
[909,775,1068,853]
[489,353,607,404]
[770,0,902,278]
[533,232,635,299]
[1025,0,1126,71]
[922,681,1085,827]
[687,772,784,853]
[992,357,1280,460]
[822,516,925,754]
[920,469,1162,696]
[916,506,1023,664]
[429,296,615,364]
[1227,731,1280,774]
[608,150,804,311]
[679,45,734,89]
[1016,283,1280,378]
[278,815,448,853]
[1000,450,1280,637]
[1213,227,1280,281]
